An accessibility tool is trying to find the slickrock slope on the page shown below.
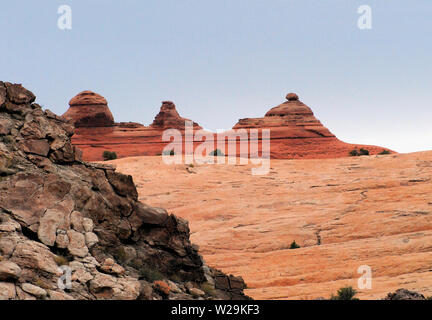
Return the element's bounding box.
[233,93,391,159]
[0,82,249,300]
[111,152,432,300]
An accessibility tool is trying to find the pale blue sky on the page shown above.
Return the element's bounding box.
[1,1,431,152]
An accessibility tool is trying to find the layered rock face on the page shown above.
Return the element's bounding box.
[151,101,202,130]
[0,82,249,300]
[233,93,391,159]
[63,91,114,128]
[68,91,391,161]
[71,99,204,161]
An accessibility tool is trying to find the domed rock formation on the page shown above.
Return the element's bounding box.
[151,101,202,130]
[63,91,114,128]
[233,92,391,159]
[234,92,334,138]
[66,91,391,161]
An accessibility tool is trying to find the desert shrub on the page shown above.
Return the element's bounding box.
[359,148,369,156]
[289,240,300,249]
[2,135,14,144]
[102,151,117,161]
[378,149,390,155]
[349,149,359,157]
[34,278,51,290]
[349,148,369,156]
[163,149,175,156]
[209,149,224,157]
[330,286,359,300]
[114,246,128,264]
[53,255,69,266]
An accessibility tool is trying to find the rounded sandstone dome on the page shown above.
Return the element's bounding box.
[63,90,114,128]
[69,91,108,106]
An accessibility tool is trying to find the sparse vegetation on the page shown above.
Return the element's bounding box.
[330,286,359,300]
[289,240,300,249]
[34,278,51,290]
[349,148,369,156]
[163,149,175,156]
[2,135,14,144]
[378,149,391,155]
[349,149,359,157]
[102,151,117,161]
[53,255,69,266]
[114,246,128,264]
[209,149,224,157]
[359,148,369,156]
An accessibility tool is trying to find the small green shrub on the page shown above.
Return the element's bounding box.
[102,151,117,161]
[2,135,14,144]
[359,148,369,156]
[209,149,224,157]
[330,286,359,300]
[114,246,128,264]
[349,148,369,156]
[378,149,390,155]
[163,149,175,156]
[349,149,359,157]
[289,240,300,249]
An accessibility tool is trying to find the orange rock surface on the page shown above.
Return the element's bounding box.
[108,151,432,300]
[66,91,392,162]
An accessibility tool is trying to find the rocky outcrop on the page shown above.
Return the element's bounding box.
[0,81,250,300]
[69,98,204,161]
[384,289,427,300]
[62,91,114,128]
[233,93,392,159]
[151,101,202,130]
[67,91,391,161]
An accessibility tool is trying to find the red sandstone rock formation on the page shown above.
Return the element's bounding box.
[70,98,204,161]
[67,91,392,161]
[63,91,114,127]
[232,93,392,159]
[151,101,202,130]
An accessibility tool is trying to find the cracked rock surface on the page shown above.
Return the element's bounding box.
[0,81,250,300]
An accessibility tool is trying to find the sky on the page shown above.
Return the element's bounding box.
[1,0,431,153]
